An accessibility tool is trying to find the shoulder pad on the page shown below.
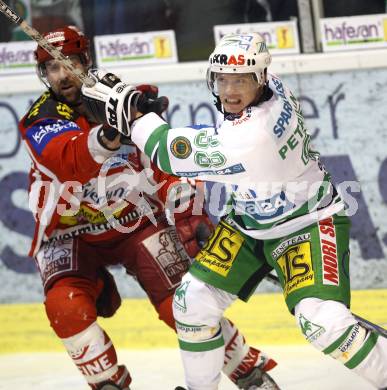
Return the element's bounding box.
[25,118,82,156]
[22,91,80,128]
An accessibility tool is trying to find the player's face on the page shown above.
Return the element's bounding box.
[216,73,260,114]
[44,54,85,105]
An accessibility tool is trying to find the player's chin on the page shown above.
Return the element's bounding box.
[60,89,82,106]
[223,103,244,114]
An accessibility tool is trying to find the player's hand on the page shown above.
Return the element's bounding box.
[81,69,141,136]
[164,180,213,258]
[135,84,169,116]
[175,206,214,258]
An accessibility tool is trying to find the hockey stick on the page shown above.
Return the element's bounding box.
[265,273,387,338]
[0,0,95,87]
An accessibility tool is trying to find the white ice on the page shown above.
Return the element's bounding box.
[0,345,375,390]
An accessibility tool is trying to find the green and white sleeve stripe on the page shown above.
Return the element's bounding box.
[131,112,174,174]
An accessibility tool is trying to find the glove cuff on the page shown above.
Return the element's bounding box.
[101,125,119,141]
[105,83,140,135]
[97,127,121,151]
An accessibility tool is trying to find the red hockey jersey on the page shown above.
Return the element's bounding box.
[19,90,178,257]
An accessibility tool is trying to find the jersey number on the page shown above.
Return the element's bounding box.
[194,151,226,168]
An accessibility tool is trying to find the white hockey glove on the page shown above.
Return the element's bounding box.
[81,69,141,136]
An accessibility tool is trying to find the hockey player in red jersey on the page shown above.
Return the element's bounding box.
[18,26,280,390]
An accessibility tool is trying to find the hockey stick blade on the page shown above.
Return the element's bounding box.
[265,273,387,338]
[0,0,95,87]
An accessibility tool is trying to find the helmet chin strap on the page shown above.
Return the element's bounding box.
[252,81,272,106]
[213,93,223,113]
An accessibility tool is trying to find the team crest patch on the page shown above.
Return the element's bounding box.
[170,136,192,159]
[174,280,190,313]
[299,314,326,342]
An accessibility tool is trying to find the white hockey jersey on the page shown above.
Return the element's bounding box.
[131,74,344,239]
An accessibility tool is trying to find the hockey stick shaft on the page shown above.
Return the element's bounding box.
[265,273,387,338]
[0,0,95,87]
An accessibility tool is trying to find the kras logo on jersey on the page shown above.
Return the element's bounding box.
[27,119,80,155]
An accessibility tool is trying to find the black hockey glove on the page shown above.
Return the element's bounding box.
[135,84,169,116]
[97,124,132,146]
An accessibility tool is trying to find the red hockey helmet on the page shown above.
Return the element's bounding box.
[35,25,91,67]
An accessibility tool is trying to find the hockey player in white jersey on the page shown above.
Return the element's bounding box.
[82,32,387,390]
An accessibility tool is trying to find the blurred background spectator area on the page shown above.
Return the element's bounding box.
[0,0,386,61]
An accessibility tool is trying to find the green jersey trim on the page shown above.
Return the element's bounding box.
[178,335,224,352]
[345,332,379,369]
[158,127,173,174]
[323,324,355,355]
[144,123,170,159]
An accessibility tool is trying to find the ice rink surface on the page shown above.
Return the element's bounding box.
[0,345,376,390]
[1,291,385,389]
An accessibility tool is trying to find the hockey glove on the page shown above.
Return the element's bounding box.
[81,69,141,136]
[175,201,214,258]
[93,84,168,144]
[135,84,169,116]
[168,181,214,258]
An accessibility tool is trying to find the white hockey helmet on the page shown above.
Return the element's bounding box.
[207,32,272,94]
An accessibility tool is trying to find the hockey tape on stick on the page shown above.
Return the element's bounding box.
[0,0,95,87]
[265,273,387,339]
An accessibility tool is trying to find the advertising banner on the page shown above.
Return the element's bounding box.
[320,13,387,52]
[214,20,300,55]
[94,30,178,68]
[0,41,36,75]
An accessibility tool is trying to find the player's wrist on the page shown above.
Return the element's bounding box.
[97,126,121,151]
